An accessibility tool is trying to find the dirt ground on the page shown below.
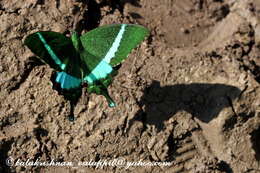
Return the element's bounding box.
[0,0,260,172]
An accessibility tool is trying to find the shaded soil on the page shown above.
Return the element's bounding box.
[0,0,259,172]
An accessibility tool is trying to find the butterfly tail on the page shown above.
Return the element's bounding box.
[88,85,116,107]
[101,89,116,107]
[55,72,81,89]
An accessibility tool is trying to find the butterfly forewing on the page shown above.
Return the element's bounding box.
[24,31,81,78]
[80,24,122,64]
[109,24,149,66]
[79,24,149,67]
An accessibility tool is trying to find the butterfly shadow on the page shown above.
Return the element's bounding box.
[131,81,241,131]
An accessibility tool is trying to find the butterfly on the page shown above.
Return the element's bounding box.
[24,24,149,118]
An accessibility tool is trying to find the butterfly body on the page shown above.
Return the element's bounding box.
[24,24,149,108]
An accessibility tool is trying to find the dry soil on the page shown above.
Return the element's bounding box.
[0,0,260,173]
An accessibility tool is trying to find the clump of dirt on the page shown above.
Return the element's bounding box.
[0,0,259,172]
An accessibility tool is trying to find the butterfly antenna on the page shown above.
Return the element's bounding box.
[68,101,75,121]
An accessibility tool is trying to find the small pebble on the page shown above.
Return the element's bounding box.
[180,27,190,34]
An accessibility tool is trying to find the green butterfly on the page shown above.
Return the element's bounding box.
[24,24,149,110]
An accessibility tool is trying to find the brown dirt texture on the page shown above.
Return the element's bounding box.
[0,0,260,173]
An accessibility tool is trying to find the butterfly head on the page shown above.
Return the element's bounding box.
[81,81,88,88]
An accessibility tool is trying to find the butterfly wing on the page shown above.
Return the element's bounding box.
[80,24,149,67]
[79,49,116,107]
[78,24,149,107]
[24,31,82,89]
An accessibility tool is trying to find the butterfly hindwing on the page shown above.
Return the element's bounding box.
[79,50,113,84]
[79,24,149,67]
